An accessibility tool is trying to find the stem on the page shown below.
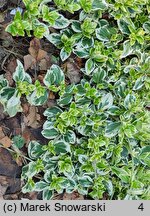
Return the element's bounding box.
[0,144,33,162]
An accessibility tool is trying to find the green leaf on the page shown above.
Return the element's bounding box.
[96,26,112,42]
[42,5,59,25]
[99,93,113,110]
[58,94,73,106]
[46,33,62,48]
[107,106,121,116]
[27,89,48,106]
[80,0,92,13]
[60,48,71,61]
[111,167,130,183]
[54,140,71,154]
[139,146,150,167]
[53,15,70,29]
[105,122,121,137]
[73,48,89,58]
[28,141,45,159]
[78,175,93,187]
[124,94,136,109]
[81,37,94,48]
[121,40,134,58]
[124,125,137,138]
[43,189,53,200]
[117,19,130,35]
[92,0,107,10]
[42,127,59,139]
[85,58,95,75]
[5,23,18,36]
[44,64,64,87]
[63,130,76,144]
[6,94,22,117]
[0,87,15,100]
[22,178,35,193]
[35,181,49,191]
[13,60,25,82]
[133,76,145,90]
[44,106,62,118]
[13,60,32,83]
[71,21,82,32]
[12,135,25,149]
[143,21,150,33]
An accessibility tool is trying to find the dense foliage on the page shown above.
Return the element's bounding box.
[0,0,150,199]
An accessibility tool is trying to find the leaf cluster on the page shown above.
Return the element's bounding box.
[1,0,150,200]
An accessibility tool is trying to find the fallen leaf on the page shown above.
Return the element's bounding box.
[22,127,33,145]
[23,106,40,129]
[49,91,55,100]
[5,57,17,74]
[29,38,41,59]
[24,54,36,71]
[0,148,21,177]
[4,71,14,86]
[0,105,6,121]
[64,58,81,84]
[26,38,50,71]
[0,184,7,200]
[39,59,48,71]
[0,136,12,148]
[63,192,84,200]
[0,175,21,200]
[37,49,48,61]
[22,103,30,114]
[0,127,5,139]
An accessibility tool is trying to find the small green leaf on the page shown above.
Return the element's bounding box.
[105,122,121,137]
[92,0,107,10]
[78,175,93,187]
[53,15,70,29]
[99,93,113,110]
[73,48,90,58]
[60,48,71,61]
[46,33,62,48]
[44,106,62,118]
[139,146,150,167]
[6,94,22,117]
[54,140,71,154]
[12,135,25,149]
[43,189,53,200]
[13,60,25,82]
[63,130,76,144]
[28,141,45,159]
[44,64,64,87]
[143,22,150,33]
[121,40,134,58]
[35,181,49,191]
[117,19,130,35]
[96,26,112,42]
[85,58,95,75]
[133,76,145,90]
[71,21,82,32]
[124,94,136,109]
[42,127,59,139]
[58,94,73,106]
[111,167,130,183]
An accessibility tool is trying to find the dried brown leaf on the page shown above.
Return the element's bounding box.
[63,192,84,200]
[0,136,12,148]
[23,106,40,129]
[24,54,36,71]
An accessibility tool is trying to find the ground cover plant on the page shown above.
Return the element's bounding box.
[0,0,150,200]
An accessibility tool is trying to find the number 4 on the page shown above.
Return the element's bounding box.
[138,203,144,211]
